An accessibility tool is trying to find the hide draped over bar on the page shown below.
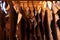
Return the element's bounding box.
[0,1,60,40]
